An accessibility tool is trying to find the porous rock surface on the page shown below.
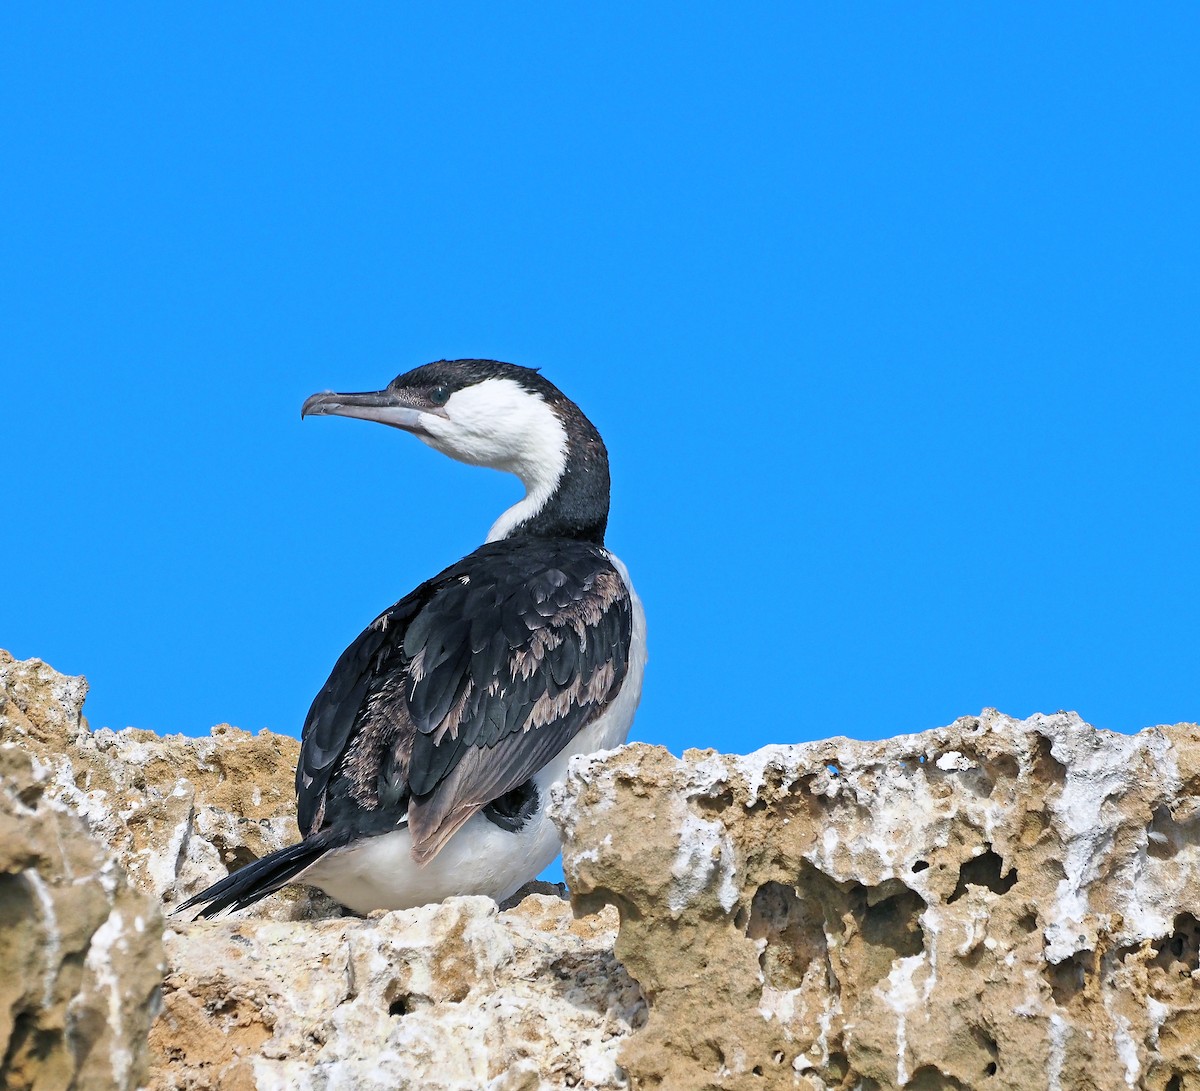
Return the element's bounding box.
[4,648,1200,1090]
[0,651,642,1090]
[0,741,163,1090]
[554,715,1200,1090]
[151,894,641,1091]
[0,649,333,921]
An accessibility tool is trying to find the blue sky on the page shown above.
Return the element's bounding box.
[4,6,1198,765]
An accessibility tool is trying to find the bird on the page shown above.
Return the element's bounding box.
[180,359,646,917]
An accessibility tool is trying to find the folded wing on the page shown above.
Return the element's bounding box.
[295,538,633,863]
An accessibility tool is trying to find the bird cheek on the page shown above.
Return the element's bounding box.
[417,416,455,448]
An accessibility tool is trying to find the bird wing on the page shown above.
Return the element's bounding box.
[294,582,430,838]
[295,539,633,863]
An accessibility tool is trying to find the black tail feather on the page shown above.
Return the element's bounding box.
[176,828,345,918]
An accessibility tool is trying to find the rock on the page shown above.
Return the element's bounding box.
[0,650,645,1089]
[148,893,643,1090]
[0,649,336,920]
[552,711,1200,1090]
[7,649,1200,1090]
[0,743,163,1091]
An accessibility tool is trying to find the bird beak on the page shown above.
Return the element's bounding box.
[301,389,446,434]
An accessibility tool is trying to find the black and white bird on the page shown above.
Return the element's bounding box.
[181,359,646,917]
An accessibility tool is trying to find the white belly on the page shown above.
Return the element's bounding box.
[303,554,646,914]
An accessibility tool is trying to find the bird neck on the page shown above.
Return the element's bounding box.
[486,411,611,545]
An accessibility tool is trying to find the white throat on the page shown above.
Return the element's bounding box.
[413,377,569,542]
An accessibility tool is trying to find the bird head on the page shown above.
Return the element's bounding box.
[302,359,572,480]
[302,359,611,543]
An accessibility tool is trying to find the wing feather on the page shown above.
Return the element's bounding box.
[295,538,633,863]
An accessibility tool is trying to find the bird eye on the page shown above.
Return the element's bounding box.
[429,385,451,406]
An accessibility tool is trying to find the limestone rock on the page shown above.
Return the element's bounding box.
[552,711,1200,1091]
[0,743,163,1091]
[0,651,646,1089]
[0,649,334,920]
[7,648,1200,1090]
[148,893,643,1091]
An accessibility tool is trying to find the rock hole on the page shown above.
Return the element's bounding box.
[746,881,828,990]
[1148,805,1200,861]
[826,762,840,777]
[973,1028,999,1076]
[1030,735,1066,788]
[948,848,1016,903]
[990,753,1019,785]
[778,865,925,993]
[211,835,258,872]
[1153,913,1200,975]
[772,1050,784,1064]
[1166,1075,1182,1091]
[826,1053,850,1082]
[15,781,44,808]
[1047,950,1092,1007]
[55,949,87,1002]
[577,888,642,924]
[1,1011,40,1078]
[912,860,930,873]
[226,846,259,870]
[752,1065,763,1076]
[861,883,926,960]
[694,790,734,813]
[388,994,413,1018]
[959,941,990,970]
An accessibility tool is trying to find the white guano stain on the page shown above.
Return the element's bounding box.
[1146,996,1169,1047]
[1047,1012,1069,1091]
[934,751,974,772]
[1104,994,1140,1087]
[878,953,926,1086]
[84,908,132,1088]
[25,871,60,1008]
[142,814,192,893]
[567,832,612,868]
[919,906,940,1003]
[812,988,842,1070]
[1012,968,1044,1018]
[732,745,801,807]
[1042,718,1180,961]
[668,810,738,915]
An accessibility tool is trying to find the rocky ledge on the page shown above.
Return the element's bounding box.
[1,648,1198,1091]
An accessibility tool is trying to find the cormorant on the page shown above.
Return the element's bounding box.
[180,359,646,916]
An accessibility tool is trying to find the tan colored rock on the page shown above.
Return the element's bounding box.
[0,650,646,1089]
[552,712,1200,1090]
[0,649,334,920]
[0,743,163,1091]
[8,649,1200,1090]
[148,893,644,1091]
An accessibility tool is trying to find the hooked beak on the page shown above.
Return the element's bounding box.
[301,389,447,434]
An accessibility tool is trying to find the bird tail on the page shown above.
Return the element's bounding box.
[176,828,345,918]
